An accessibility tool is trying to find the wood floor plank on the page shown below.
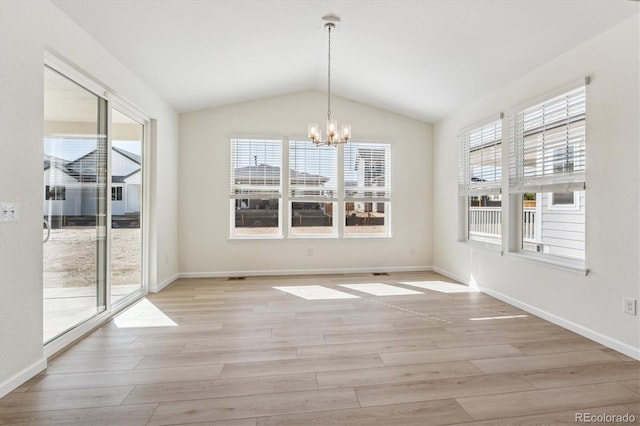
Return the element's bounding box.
[521,361,640,389]
[380,344,523,366]
[135,348,297,369]
[470,350,620,374]
[619,379,640,394]
[323,326,450,345]
[221,354,385,379]
[317,361,484,389]
[0,403,157,425]
[456,382,639,420]
[174,420,257,426]
[45,355,144,374]
[513,336,607,355]
[355,373,533,407]
[146,388,360,425]
[257,399,472,425]
[183,335,325,353]
[271,321,395,338]
[297,338,438,359]
[30,365,223,391]
[123,373,318,405]
[446,404,638,425]
[0,386,134,413]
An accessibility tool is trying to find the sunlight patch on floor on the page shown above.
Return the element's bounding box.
[273,285,360,300]
[340,283,423,296]
[400,280,479,293]
[114,298,178,328]
[469,315,529,321]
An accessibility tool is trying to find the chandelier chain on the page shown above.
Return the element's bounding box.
[327,25,332,121]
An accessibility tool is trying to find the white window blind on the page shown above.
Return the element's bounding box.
[289,141,337,200]
[458,118,502,196]
[344,142,391,201]
[509,85,586,193]
[230,138,282,198]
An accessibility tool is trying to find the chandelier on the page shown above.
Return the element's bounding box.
[308,15,351,146]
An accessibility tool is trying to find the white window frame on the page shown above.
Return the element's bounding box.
[288,140,338,238]
[458,115,503,247]
[343,142,392,238]
[229,138,283,239]
[508,79,588,270]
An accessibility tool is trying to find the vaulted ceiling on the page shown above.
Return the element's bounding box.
[52,0,638,122]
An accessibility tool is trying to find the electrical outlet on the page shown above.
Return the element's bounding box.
[0,203,18,222]
[623,297,636,315]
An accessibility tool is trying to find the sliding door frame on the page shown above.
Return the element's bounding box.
[44,52,150,356]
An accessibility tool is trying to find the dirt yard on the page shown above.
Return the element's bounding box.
[44,227,141,288]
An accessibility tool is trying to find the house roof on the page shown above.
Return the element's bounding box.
[234,164,329,184]
[44,147,141,183]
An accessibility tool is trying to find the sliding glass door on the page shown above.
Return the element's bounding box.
[43,65,146,343]
[111,108,144,304]
[43,66,108,342]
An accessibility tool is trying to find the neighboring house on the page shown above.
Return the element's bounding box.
[233,163,330,209]
[350,147,386,214]
[43,147,142,224]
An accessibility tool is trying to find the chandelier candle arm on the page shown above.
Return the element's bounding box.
[308,15,351,146]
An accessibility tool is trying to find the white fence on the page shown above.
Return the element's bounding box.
[469,206,536,242]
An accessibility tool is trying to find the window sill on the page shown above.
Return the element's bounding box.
[228,235,284,241]
[343,234,391,239]
[288,234,339,240]
[505,251,588,275]
[465,239,503,255]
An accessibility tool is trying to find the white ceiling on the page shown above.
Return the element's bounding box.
[51,0,638,123]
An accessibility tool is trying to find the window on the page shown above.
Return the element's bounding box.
[289,140,337,236]
[45,185,66,200]
[458,117,502,245]
[111,186,123,201]
[230,138,282,237]
[510,84,586,263]
[344,142,391,236]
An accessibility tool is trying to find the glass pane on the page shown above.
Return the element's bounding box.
[468,194,502,244]
[233,199,280,236]
[111,108,143,304]
[43,66,107,342]
[522,191,585,260]
[344,201,387,236]
[291,202,335,236]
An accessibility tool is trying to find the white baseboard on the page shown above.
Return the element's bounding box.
[0,357,47,399]
[433,265,640,361]
[151,273,179,293]
[179,266,432,279]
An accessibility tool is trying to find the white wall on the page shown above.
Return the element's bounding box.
[433,16,640,358]
[179,91,432,276]
[0,0,179,394]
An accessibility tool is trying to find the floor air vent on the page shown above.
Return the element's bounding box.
[372,272,389,276]
[227,276,246,281]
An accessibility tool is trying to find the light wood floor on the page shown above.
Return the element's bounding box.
[1,271,639,425]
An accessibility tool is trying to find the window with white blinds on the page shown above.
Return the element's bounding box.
[230,138,282,238]
[344,142,391,201]
[289,141,337,200]
[509,83,587,265]
[509,85,586,193]
[230,138,282,199]
[344,142,391,237]
[458,118,502,196]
